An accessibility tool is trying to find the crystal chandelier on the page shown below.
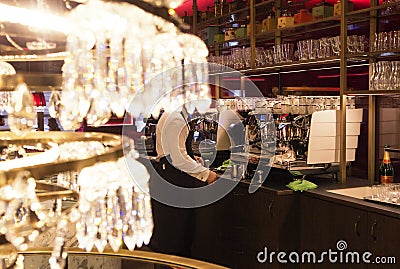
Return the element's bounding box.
[57,0,211,130]
[0,0,212,267]
[0,132,152,269]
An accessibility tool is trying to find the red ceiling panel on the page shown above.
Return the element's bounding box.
[176,0,372,17]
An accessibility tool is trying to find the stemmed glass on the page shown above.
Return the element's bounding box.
[391,61,400,90]
[347,35,358,54]
[330,36,341,56]
[370,62,379,90]
[356,35,365,53]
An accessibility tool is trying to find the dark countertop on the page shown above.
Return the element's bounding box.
[239,173,400,219]
[304,177,400,219]
[141,155,400,218]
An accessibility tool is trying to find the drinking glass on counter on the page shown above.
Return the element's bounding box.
[371,183,400,204]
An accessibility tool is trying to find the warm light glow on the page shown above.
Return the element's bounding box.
[0,3,70,34]
[168,8,176,15]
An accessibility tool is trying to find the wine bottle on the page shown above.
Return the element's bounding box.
[379,144,394,184]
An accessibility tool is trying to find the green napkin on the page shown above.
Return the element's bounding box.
[286,179,318,192]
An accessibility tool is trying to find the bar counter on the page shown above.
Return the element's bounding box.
[139,157,400,268]
[192,175,400,269]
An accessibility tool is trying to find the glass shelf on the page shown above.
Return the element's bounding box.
[344,90,400,95]
[347,49,400,60]
[210,57,370,76]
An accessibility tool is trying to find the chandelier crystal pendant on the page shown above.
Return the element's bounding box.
[58,0,211,130]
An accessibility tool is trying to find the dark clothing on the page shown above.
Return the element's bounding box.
[149,156,206,258]
[149,112,206,261]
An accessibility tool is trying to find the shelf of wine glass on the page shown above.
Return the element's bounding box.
[344,89,400,95]
[196,0,400,30]
[200,7,400,49]
[197,0,400,28]
[208,16,342,49]
[208,17,373,52]
[210,57,368,76]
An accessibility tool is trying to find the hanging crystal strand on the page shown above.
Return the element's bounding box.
[76,204,96,252]
[75,212,88,250]
[48,218,68,269]
[48,90,62,119]
[75,36,92,117]
[117,186,132,250]
[85,97,111,127]
[107,31,122,114]
[110,47,129,117]
[117,187,129,230]
[77,37,95,98]
[141,42,157,111]
[75,157,151,253]
[7,82,36,136]
[87,33,111,126]
[122,187,137,251]
[75,166,100,254]
[94,199,107,253]
[60,35,89,130]
[124,37,145,119]
[0,173,42,251]
[139,187,153,247]
[134,187,146,247]
[150,39,163,108]
[127,40,144,94]
[115,38,131,118]
[106,191,122,252]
